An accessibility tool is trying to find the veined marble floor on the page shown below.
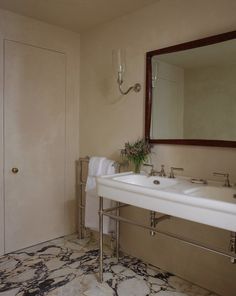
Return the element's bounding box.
[0,235,219,296]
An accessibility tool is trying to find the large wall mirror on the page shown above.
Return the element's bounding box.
[145,31,236,147]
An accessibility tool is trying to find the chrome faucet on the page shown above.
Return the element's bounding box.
[143,163,166,177]
[213,172,231,187]
[143,163,155,176]
[169,167,184,178]
[143,163,153,170]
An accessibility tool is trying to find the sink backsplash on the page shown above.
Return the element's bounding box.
[151,145,236,182]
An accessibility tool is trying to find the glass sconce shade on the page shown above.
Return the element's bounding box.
[152,61,158,88]
[112,49,126,84]
[112,48,141,95]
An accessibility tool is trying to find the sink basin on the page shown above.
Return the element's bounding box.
[113,174,178,189]
[97,172,236,232]
[184,186,236,203]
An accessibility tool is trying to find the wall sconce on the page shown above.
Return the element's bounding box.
[112,49,141,95]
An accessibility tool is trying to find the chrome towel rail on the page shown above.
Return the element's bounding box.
[77,156,89,239]
[76,156,126,239]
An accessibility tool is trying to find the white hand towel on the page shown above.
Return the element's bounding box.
[85,157,106,193]
[85,157,116,234]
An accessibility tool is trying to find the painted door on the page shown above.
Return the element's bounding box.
[4,40,66,253]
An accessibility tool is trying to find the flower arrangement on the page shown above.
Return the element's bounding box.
[121,138,151,174]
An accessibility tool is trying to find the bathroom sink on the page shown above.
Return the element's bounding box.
[97,172,236,232]
[113,174,178,189]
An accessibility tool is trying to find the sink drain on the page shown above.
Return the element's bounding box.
[153,180,160,185]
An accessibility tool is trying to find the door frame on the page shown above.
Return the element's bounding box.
[0,11,80,255]
[0,35,4,255]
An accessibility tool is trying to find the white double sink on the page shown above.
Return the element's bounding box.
[97,172,236,232]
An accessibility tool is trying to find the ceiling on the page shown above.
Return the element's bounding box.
[0,0,158,33]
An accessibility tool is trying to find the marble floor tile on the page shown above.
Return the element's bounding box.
[0,235,219,296]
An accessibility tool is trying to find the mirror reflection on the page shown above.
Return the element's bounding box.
[150,38,236,141]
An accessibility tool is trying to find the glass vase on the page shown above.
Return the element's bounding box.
[134,161,142,174]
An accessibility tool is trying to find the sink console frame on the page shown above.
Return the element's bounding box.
[98,196,236,283]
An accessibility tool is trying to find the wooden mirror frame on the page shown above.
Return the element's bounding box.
[145,30,236,148]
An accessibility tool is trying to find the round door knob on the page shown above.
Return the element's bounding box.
[12,168,19,174]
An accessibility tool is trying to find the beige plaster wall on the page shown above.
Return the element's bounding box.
[151,60,184,139]
[80,0,236,295]
[184,65,236,140]
[0,9,80,255]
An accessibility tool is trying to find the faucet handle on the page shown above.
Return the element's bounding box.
[159,165,166,177]
[169,167,184,179]
[213,172,231,187]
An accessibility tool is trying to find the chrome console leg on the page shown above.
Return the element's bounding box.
[116,202,120,261]
[229,232,236,264]
[99,196,104,282]
[150,211,156,237]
